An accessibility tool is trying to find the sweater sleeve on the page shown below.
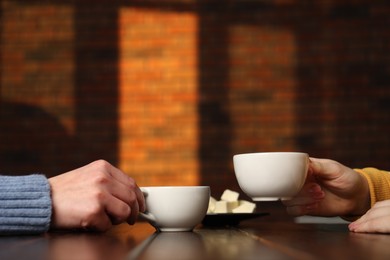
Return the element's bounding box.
[0,174,52,235]
[354,168,390,207]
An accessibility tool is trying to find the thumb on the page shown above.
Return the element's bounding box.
[309,157,340,181]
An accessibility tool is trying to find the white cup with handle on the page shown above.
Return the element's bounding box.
[139,186,210,232]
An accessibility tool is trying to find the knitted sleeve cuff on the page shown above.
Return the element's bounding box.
[0,174,52,234]
[354,168,390,207]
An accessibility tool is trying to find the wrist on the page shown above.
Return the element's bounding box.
[349,170,371,216]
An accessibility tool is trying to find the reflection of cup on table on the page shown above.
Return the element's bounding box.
[139,186,210,232]
[233,152,309,201]
[140,232,205,260]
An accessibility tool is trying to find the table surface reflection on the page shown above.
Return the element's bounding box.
[1,211,390,260]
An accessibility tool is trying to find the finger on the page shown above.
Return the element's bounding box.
[82,209,113,232]
[104,195,131,225]
[105,177,145,216]
[283,195,322,207]
[134,184,146,212]
[309,158,332,178]
[101,160,134,187]
[127,198,140,225]
[101,161,145,212]
[112,173,145,213]
[349,215,390,233]
[107,179,135,205]
[93,215,113,232]
[283,183,324,207]
[372,200,390,208]
[284,183,325,216]
[309,158,343,181]
[286,202,319,216]
[306,161,316,181]
[352,205,390,226]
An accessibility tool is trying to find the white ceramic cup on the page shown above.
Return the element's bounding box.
[233,152,309,201]
[139,186,210,232]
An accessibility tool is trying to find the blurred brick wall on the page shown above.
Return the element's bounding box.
[1,0,390,197]
[119,8,199,186]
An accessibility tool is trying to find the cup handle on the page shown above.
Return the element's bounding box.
[140,187,148,197]
[139,188,156,223]
[139,212,156,223]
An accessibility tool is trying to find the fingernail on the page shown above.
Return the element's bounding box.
[349,222,357,231]
[309,184,321,193]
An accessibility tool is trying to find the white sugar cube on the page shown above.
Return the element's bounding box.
[207,196,217,213]
[221,189,239,202]
[239,200,255,206]
[232,200,256,213]
[227,201,239,212]
[207,189,256,214]
[214,200,228,213]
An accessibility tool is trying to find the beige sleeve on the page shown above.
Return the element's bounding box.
[354,168,390,207]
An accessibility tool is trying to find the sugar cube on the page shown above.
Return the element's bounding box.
[221,189,239,202]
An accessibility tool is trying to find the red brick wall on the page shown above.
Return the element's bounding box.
[1,1,390,197]
[119,8,199,186]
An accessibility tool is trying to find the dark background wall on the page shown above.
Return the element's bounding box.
[1,0,389,198]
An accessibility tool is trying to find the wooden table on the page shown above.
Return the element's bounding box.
[1,207,390,260]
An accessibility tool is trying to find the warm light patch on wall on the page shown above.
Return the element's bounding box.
[119,8,199,186]
[228,25,297,152]
[1,2,75,134]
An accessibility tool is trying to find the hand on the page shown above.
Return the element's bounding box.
[349,200,390,233]
[48,160,145,231]
[283,158,370,217]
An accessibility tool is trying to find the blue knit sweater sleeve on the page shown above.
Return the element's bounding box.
[0,174,52,234]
